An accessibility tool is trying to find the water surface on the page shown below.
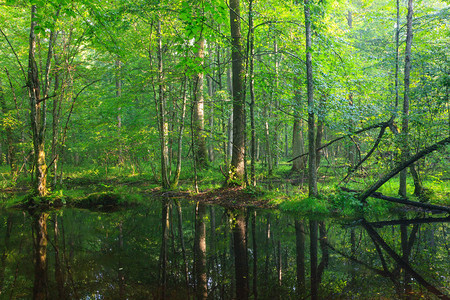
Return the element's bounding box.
[0,199,448,299]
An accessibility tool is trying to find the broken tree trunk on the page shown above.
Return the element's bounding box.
[359,137,450,203]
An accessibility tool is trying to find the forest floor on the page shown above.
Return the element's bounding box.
[1,164,449,215]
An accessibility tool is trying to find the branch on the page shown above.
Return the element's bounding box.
[0,27,26,80]
[36,94,57,104]
[342,122,389,182]
[287,121,387,163]
[60,79,100,148]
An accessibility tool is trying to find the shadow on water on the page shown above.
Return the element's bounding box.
[0,200,449,299]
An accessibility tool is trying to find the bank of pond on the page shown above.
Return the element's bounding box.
[0,197,449,299]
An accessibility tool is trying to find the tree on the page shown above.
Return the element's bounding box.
[304,0,318,197]
[228,0,246,185]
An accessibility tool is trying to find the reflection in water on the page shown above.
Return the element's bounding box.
[231,209,249,300]
[32,212,49,300]
[0,203,448,299]
[194,202,207,300]
[295,219,306,297]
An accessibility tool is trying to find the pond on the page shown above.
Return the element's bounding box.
[0,199,449,299]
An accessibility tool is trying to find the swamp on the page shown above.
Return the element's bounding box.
[0,0,449,299]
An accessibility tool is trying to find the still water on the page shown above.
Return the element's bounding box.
[0,199,449,299]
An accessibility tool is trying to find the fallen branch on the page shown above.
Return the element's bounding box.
[368,216,450,228]
[359,137,450,202]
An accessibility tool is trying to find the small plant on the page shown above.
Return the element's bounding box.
[329,190,363,217]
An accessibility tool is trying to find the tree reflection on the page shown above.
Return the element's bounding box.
[0,204,448,299]
[231,209,249,300]
[194,202,208,299]
[32,212,49,300]
[362,219,448,299]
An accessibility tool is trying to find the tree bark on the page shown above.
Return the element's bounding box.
[228,0,246,184]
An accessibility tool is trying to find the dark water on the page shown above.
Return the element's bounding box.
[0,199,449,299]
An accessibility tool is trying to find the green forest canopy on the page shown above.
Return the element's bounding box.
[0,0,448,196]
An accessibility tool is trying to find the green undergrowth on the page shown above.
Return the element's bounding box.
[278,189,401,219]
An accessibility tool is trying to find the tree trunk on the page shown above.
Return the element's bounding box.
[315,118,324,170]
[249,0,256,186]
[172,78,187,188]
[273,39,280,168]
[228,0,246,184]
[193,37,208,168]
[264,106,273,175]
[156,20,170,189]
[399,0,423,197]
[116,59,123,165]
[207,74,215,162]
[304,0,317,197]
[28,5,48,197]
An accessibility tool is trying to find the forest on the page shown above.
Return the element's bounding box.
[0,0,448,203]
[0,0,449,299]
